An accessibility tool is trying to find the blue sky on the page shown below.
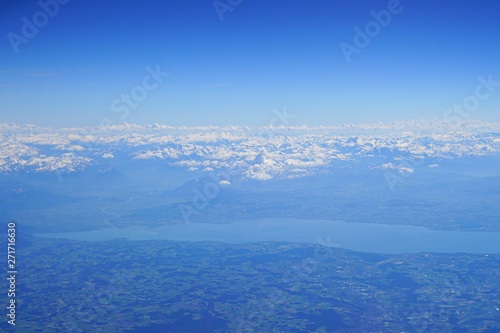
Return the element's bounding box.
[1,0,499,127]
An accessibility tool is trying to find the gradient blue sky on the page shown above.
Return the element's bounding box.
[1,0,499,127]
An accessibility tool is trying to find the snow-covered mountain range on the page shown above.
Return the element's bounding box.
[1,120,499,180]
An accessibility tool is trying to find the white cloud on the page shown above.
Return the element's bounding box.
[0,120,499,179]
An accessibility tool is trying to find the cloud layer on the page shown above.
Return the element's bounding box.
[1,120,499,180]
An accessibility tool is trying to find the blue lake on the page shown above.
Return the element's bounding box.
[38,218,500,254]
